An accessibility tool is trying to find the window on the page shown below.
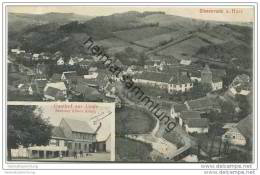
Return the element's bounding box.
[79,143,81,150]
[85,144,88,151]
[233,136,235,139]
[56,140,59,146]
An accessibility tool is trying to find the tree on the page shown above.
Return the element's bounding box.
[7,105,53,160]
[235,94,251,119]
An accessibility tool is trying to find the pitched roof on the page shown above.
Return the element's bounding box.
[180,111,201,120]
[50,73,62,82]
[46,82,66,91]
[160,103,173,116]
[186,97,220,111]
[186,118,209,128]
[135,71,172,83]
[62,71,77,79]
[63,118,95,134]
[211,68,226,78]
[52,126,65,138]
[75,84,100,96]
[135,71,191,84]
[236,114,253,139]
[172,104,188,113]
[212,75,222,83]
[44,86,61,98]
[169,74,191,84]
[234,74,250,83]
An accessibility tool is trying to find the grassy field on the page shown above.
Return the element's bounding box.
[196,32,225,45]
[95,37,133,48]
[157,36,210,59]
[115,106,156,135]
[115,137,153,162]
[113,26,172,42]
[106,44,148,55]
[134,30,187,48]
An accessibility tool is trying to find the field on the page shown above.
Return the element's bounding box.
[95,37,148,54]
[157,36,210,59]
[113,26,172,42]
[196,32,225,45]
[115,137,153,162]
[95,37,132,48]
[134,30,187,48]
[115,106,156,135]
[106,44,147,55]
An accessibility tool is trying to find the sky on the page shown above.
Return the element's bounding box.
[8,6,254,22]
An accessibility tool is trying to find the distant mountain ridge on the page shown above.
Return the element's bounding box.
[8,11,253,70]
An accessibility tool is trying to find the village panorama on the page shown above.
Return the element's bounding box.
[8,10,253,163]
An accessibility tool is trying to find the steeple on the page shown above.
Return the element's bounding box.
[201,64,212,83]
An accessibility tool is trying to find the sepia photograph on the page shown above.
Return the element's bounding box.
[6,5,254,163]
[7,102,115,161]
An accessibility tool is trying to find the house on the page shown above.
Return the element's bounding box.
[104,82,116,98]
[212,76,223,91]
[201,65,223,91]
[229,74,251,96]
[57,57,65,65]
[43,82,67,101]
[61,71,78,81]
[26,118,98,158]
[222,115,252,146]
[185,118,209,134]
[133,71,193,93]
[11,49,25,54]
[68,57,82,66]
[32,53,40,60]
[167,73,193,93]
[230,74,250,86]
[39,52,50,60]
[171,103,188,119]
[11,49,20,54]
[178,111,201,126]
[73,83,104,102]
[184,96,221,114]
[84,72,99,79]
[44,86,67,101]
[180,59,192,66]
[88,67,98,74]
[126,65,143,75]
[133,71,170,89]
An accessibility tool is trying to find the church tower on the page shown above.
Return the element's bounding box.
[201,64,212,83]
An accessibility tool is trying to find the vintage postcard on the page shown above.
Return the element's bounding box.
[7,102,115,162]
[2,2,257,172]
